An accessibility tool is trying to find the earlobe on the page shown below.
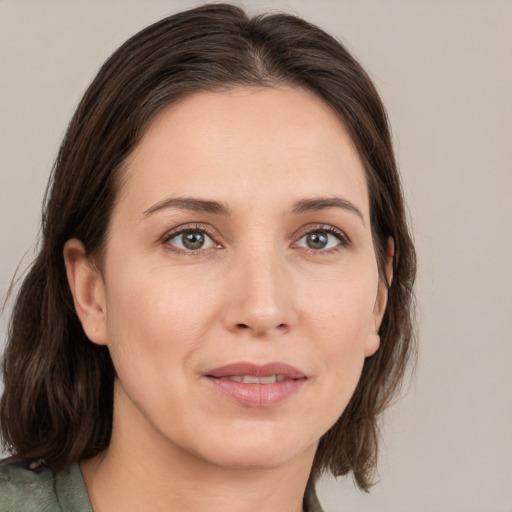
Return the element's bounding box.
[364,333,380,357]
[63,239,108,345]
[365,237,395,357]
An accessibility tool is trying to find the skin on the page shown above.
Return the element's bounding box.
[64,86,391,512]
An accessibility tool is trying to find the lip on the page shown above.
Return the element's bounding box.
[203,362,307,408]
[205,362,307,379]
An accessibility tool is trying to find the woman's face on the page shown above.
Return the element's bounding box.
[68,86,388,471]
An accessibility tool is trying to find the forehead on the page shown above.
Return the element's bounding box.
[117,86,369,218]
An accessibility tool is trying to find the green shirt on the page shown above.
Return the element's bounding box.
[0,458,93,512]
[0,458,324,512]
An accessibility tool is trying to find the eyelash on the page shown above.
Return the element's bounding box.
[160,224,220,256]
[293,225,351,254]
[160,223,351,255]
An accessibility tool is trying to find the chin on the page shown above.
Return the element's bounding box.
[207,446,311,471]
[188,425,319,472]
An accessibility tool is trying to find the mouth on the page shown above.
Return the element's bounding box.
[215,375,290,384]
[203,362,307,407]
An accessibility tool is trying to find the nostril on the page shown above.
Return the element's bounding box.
[234,322,289,334]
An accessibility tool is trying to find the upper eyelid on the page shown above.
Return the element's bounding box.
[292,223,351,243]
[160,225,220,255]
[161,223,219,242]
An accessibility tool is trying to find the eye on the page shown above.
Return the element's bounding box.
[295,227,348,251]
[166,228,216,251]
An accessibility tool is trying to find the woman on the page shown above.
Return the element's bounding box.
[0,4,416,511]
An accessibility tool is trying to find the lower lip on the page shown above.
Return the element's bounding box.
[205,377,306,407]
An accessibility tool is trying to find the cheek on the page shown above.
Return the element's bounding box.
[104,271,217,373]
[301,272,377,405]
[303,271,377,345]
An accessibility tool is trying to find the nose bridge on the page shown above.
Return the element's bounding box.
[223,237,295,336]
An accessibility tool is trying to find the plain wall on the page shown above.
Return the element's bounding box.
[1,1,511,511]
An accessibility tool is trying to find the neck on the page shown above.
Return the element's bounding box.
[81,386,316,512]
[82,450,312,512]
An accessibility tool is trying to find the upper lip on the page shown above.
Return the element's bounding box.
[205,362,307,379]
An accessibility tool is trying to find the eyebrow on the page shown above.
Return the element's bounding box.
[292,197,366,226]
[142,197,231,218]
[142,195,365,225]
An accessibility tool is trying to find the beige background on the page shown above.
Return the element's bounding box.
[1,1,511,511]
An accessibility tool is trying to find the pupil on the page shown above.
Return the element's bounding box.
[183,231,204,250]
[307,231,328,249]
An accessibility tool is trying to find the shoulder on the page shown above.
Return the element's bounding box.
[0,458,60,511]
[0,458,92,512]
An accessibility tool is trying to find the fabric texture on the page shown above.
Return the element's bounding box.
[0,458,92,512]
[0,458,324,511]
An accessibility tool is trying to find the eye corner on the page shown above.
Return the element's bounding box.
[160,224,222,254]
[292,224,351,253]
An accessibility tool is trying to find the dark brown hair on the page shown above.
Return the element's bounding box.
[1,3,416,492]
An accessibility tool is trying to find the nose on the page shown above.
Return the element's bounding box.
[221,246,297,337]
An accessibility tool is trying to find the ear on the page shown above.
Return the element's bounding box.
[63,238,108,345]
[364,237,394,357]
